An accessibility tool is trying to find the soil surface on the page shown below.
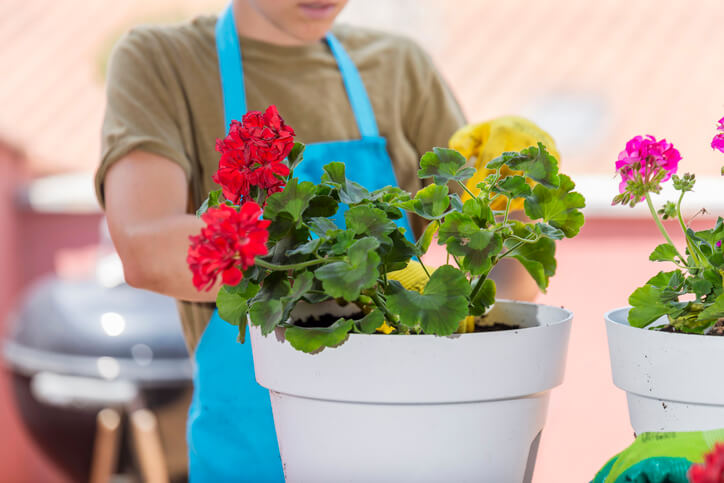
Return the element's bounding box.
[473,322,520,332]
[294,312,364,328]
[709,319,724,336]
[293,312,520,333]
[657,318,724,336]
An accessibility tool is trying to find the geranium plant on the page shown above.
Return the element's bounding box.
[612,122,724,333]
[188,106,585,352]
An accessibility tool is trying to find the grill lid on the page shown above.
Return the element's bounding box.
[3,277,192,384]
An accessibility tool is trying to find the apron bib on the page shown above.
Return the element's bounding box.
[187,4,412,481]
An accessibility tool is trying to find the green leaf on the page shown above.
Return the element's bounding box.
[387,265,471,336]
[462,198,494,227]
[688,278,714,299]
[628,285,676,328]
[485,143,560,188]
[216,281,260,326]
[315,237,381,301]
[438,212,477,244]
[345,205,397,245]
[380,230,419,271]
[418,147,476,185]
[398,184,450,220]
[438,213,502,275]
[627,271,686,328]
[264,179,316,224]
[308,217,338,237]
[649,243,680,263]
[285,318,356,353]
[327,229,357,256]
[535,222,565,240]
[303,195,338,219]
[492,175,532,199]
[288,142,305,172]
[322,162,370,204]
[356,310,385,334]
[524,174,585,237]
[511,238,556,291]
[698,293,724,321]
[249,272,314,335]
[286,238,321,257]
[249,299,284,336]
[470,278,496,316]
[417,220,439,254]
[196,189,223,217]
[449,193,464,212]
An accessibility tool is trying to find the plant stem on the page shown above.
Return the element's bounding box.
[498,241,525,259]
[675,191,710,269]
[503,197,513,225]
[451,254,463,268]
[645,192,685,261]
[507,234,541,244]
[254,257,339,271]
[371,292,398,324]
[457,180,476,199]
[469,274,488,304]
[418,258,432,279]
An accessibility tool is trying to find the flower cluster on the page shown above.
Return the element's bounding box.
[613,135,681,206]
[689,443,724,483]
[213,105,295,204]
[711,117,724,154]
[187,203,270,291]
[616,118,724,333]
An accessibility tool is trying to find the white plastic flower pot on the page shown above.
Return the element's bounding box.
[250,300,573,483]
[605,307,724,433]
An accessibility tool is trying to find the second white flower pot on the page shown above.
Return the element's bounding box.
[605,307,724,433]
[250,300,573,483]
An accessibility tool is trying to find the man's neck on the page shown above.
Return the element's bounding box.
[233,0,310,46]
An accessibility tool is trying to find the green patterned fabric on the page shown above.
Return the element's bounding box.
[592,429,724,483]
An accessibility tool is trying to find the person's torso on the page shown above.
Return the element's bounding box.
[146,15,427,209]
[134,15,459,352]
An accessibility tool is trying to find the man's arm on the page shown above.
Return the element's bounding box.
[104,150,217,302]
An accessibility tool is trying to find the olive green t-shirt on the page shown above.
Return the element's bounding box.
[96,15,465,352]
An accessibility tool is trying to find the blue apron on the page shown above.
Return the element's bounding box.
[186,4,414,481]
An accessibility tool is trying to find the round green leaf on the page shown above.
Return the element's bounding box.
[386,265,471,336]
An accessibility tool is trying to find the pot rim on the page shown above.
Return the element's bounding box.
[251,299,574,403]
[284,299,574,340]
[605,306,724,340]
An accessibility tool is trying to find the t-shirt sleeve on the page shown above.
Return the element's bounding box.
[402,41,466,168]
[95,27,193,209]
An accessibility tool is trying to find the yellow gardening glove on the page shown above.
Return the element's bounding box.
[449,116,561,211]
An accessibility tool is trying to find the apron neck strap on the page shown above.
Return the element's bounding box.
[215,4,379,138]
[216,4,246,133]
[323,32,379,138]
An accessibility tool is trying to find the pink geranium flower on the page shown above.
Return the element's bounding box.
[614,135,681,205]
[711,117,724,154]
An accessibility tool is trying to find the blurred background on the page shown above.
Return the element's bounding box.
[1,0,722,481]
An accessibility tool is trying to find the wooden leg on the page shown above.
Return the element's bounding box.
[129,408,169,483]
[89,408,121,483]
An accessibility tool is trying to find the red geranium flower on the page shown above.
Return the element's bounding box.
[187,203,270,291]
[213,105,295,204]
[689,443,724,483]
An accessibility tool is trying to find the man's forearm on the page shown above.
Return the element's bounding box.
[120,213,219,303]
